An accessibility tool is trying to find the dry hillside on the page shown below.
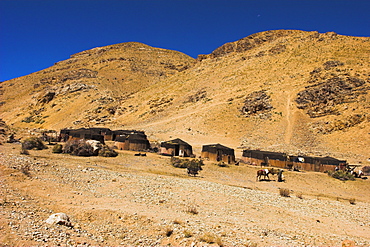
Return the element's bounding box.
[1,29,369,163]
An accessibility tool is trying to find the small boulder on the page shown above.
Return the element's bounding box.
[45,213,72,227]
[342,240,355,247]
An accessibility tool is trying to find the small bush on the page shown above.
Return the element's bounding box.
[170,157,188,168]
[22,137,47,150]
[171,157,204,176]
[349,198,356,205]
[328,170,355,181]
[199,232,222,246]
[20,163,31,177]
[173,219,183,225]
[296,192,303,199]
[279,188,290,197]
[98,145,118,157]
[165,228,173,237]
[186,205,198,215]
[186,159,203,177]
[52,144,63,153]
[184,230,193,238]
[63,139,94,156]
[362,166,370,175]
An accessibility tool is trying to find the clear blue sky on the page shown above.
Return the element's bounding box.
[1,0,369,82]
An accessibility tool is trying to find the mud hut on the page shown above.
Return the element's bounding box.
[114,131,150,151]
[201,144,235,164]
[160,138,193,157]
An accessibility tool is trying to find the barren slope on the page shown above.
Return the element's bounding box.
[0,42,195,129]
[114,30,370,162]
[1,30,369,163]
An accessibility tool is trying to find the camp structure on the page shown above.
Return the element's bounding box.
[241,150,287,167]
[59,128,105,143]
[201,144,235,164]
[242,149,347,172]
[160,138,193,157]
[103,129,146,141]
[114,131,150,151]
[59,128,147,143]
[290,155,347,172]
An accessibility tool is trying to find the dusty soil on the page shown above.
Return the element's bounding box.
[1,142,369,246]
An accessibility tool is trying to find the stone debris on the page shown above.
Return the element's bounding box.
[241,90,273,118]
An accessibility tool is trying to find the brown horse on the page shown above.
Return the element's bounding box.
[256,168,276,181]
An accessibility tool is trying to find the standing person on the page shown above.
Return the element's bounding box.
[278,169,284,182]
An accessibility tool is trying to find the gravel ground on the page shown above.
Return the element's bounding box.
[1,144,369,246]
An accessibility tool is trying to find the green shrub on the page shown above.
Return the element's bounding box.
[52,144,63,153]
[63,139,94,156]
[98,145,118,157]
[186,159,203,176]
[170,157,204,176]
[22,137,47,150]
[170,157,188,168]
[328,170,355,181]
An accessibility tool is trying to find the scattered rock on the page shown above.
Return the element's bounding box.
[241,90,273,118]
[45,213,72,227]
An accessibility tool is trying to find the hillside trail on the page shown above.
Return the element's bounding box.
[284,92,296,145]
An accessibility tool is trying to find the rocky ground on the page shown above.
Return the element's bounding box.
[1,142,370,246]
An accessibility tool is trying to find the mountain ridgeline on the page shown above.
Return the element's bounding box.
[1,30,369,162]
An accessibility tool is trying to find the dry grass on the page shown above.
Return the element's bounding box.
[198,232,223,246]
[296,191,303,199]
[173,219,183,225]
[19,163,31,177]
[279,188,290,197]
[183,230,193,238]
[185,205,199,215]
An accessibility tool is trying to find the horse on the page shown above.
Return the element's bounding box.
[256,168,277,181]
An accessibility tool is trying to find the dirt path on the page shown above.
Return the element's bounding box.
[284,92,293,144]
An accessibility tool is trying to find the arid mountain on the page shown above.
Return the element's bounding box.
[1,30,369,163]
